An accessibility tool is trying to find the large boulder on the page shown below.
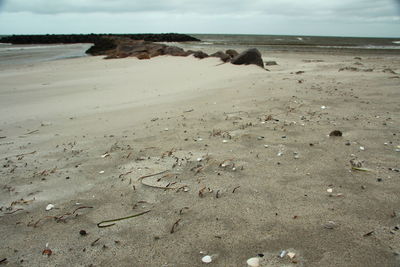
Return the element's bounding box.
[225,49,239,58]
[163,46,188,56]
[192,51,209,59]
[231,48,264,68]
[210,51,231,62]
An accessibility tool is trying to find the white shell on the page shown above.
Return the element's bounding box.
[201,255,212,263]
[287,252,296,259]
[359,146,365,151]
[99,170,105,174]
[327,188,333,193]
[246,257,260,267]
[46,204,55,211]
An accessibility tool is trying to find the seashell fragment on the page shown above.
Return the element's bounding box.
[246,257,260,267]
[201,255,212,264]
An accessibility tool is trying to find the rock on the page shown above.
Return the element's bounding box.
[163,46,188,56]
[329,130,343,137]
[192,51,209,59]
[383,68,397,74]
[136,52,150,60]
[225,49,239,58]
[210,51,231,62]
[265,61,278,66]
[231,48,264,68]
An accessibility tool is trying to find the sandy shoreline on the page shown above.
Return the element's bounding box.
[0,52,399,266]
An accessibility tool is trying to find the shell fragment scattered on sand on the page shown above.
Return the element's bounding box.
[287,252,296,259]
[45,204,55,211]
[201,255,212,264]
[246,257,260,267]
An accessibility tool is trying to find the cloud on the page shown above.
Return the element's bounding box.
[2,0,399,19]
[0,0,399,37]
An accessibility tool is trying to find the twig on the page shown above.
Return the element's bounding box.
[91,238,101,246]
[137,170,169,181]
[4,208,24,214]
[198,187,207,197]
[0,258,7,264]
[72,206,93,214]
[170,219,181,234]
[28,216,57,228]
[232,186,240,193]
[97,210,151,228]
[351,166,371,172]
[138,170,183,190]
[179,207,189,215]
[1,151,36,161]
[26,129,39,135]
[119,171,133,178]
[363,231,374,237]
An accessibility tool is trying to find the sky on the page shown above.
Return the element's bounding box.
[0,0,399,37]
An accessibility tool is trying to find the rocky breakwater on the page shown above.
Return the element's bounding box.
[1,34,265,68]
[102,39,265,69]
[0,33,200,55]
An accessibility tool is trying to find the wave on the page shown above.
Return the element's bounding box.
[316,45,400,50]
[393,41,400,44]
[0,44,90,52]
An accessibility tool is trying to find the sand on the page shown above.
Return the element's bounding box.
[0,52,399,267]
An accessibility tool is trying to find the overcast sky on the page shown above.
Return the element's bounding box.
[0,0,399,37]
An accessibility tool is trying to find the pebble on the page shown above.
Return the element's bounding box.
[201,255,212,264]
[45,204,55,211]
[323,221,337,229]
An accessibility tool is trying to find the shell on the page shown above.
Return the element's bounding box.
[201,255,212,264]
[246,257,260,267]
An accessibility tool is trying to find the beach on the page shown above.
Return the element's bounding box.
[0,50,400,266]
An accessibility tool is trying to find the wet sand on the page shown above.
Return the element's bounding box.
[0,52,399,266]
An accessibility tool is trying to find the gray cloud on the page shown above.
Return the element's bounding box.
[0,0,399,37]
[2,0,399,19]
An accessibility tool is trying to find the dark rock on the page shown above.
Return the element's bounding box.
[0,33,200,57]
[163,46,188,56]
[192,51,209,59]
[210,51,231,62]
[225,49,239,58]
[329,130,343,137]
[265,61,278,66]
[231,48,264,68]
[137,52,150,60]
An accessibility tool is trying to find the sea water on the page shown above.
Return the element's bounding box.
[1,34,399,65]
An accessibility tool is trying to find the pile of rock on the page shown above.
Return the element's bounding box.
[102,38,265,68]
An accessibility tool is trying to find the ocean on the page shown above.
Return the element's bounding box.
[1,34,399,65]
[180,34,400,54]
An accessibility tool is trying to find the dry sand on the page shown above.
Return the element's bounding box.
[0,52,399,267]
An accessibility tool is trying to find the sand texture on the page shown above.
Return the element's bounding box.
[0,53,399,266]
